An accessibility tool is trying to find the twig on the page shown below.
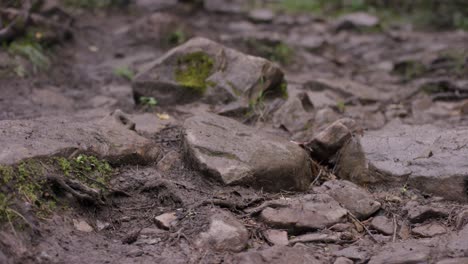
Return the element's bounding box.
[392,214,397,243]
[348,212,379,244]
[311,169,323,186]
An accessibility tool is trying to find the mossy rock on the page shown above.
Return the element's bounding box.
[174,51,214,94]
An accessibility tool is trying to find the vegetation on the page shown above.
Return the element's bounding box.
[8,41,50,75]
[246,39,294,64]
[139,96,158,107]
[175,52,214,93]
[0,155,113,225]
[114,66,134,81]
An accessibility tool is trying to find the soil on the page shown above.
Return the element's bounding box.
[1,1,468,264]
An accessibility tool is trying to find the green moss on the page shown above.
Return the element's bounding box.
[62,155,113,189]
[174,52,214,94]
[0,165,14,184]
[280,81,289,99]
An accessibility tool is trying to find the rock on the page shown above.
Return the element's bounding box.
[156,150,181,173]
[73,219,93,233]
[289,232,340,245]
[263,230,288,246]
[183,113,312,192]
[333,246,370,262]
[256,194,348,232]
[234,245,329,264]
[334,257,353,264]
[0,110,158,165]
[204,0,246,14]
[368,241,431,264]
[371,216,394,235]
[248,9,274,23]
[195,210,248,252]
[455,209,468,230]
[335,12,379,32]
[295,36,326,51]
[437,258,468,264]
[155,212,177,230]
[135,0,177,11]
[133,37,285,107]
[131,112,174,136]
[306,119,355,162]
[412,223,446,237]
[446,224,468,257]
[406,205,449,223]
[322,180,381,220]
[96,220,110,231]
[272,93,313,133]
[335,120,468,202]
[304,77,388,104]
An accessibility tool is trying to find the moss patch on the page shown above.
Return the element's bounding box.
[0,155,113,225]
[174,52,214,94]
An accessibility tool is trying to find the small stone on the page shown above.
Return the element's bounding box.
[436,258,468,264]
[322,180,381,220]
[407,205,449,223]
[334,257,354,264]
[289,232,340,244]
[333,246,369,262]
[195,210,248,252]
[263,229,288,246]
[248,9,274,23]
[371,216,394,235]
[96,220,110,231]
[335,12,379,32]
[73,219,93,233]
[330,223,353,232]
[368,241,430,264]
[455,209,468,230]
[155,212,177,230]
[412,223,446,237]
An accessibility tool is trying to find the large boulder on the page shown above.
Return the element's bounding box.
[335,121,468,202]
[133,37,285,106]
[183,113,312,192]
[0,110,158,165]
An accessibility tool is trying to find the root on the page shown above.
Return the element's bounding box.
[47,174,105,205]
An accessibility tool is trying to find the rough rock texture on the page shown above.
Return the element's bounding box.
[183,113,312,191]
[412,223,447,237]
[233,245,329,264]
[257,194,348,233]
[133,37,285,106]
[334,12,379,32]
[446,224,468,257]
[195,210,248,252]
[368,241,432,264]
[322,180,381,219]
[336,121,468,201]
[371,216,394,235]
[272,93,313,133]
[263,230,288,246]
[0,110,158,165]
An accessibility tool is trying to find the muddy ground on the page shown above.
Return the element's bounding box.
[1,1,468,264]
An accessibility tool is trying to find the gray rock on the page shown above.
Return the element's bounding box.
[371,216,394,235]
[289,232,340,245]
[155,212,177,230]
[263,229,288,246]
[257,194,348,232]
[204,0,246,14]
[133,37,285,106]
[73,219,93,233]
[248,9,274,23]
[406,205,449,223]
[333,246,370,262]
[368,241,431,264]
[335,121,468,202]
[322,180,381,220]
[305,78,388,103]
[234,246,329,264]
[335,12,379,32]
[437,258,468,264]
[195,210,248,252]
[446,224,468,257]
[306,119,356,162]
[334,257,354,264]
[272,93,313,133]
[183,113,312,192]
[156,150,181,173]
[0,110,158,165]
[412,223,447,237]
[455,209,468,230]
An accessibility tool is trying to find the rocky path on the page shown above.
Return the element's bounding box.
[1,1,468,264]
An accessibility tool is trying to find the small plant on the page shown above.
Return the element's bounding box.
[336,101,346,113]
[167,28,187,46]
[139,96,158,107]
[9,41,50,73]
[114,66,134,81]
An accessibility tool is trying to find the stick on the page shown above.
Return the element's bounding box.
[392,214,397,243]
[348,212,379,243]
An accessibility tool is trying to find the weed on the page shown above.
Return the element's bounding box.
[167,28,187,46]
[139,96,158,107]
[336,101,346,113]
[0,193,15,223]
[9,41,50,73]
[0,165,14,184]
[175,52,214,93]
[114,66,134,81]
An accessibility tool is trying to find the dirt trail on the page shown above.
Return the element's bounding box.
[1,1,468,264]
